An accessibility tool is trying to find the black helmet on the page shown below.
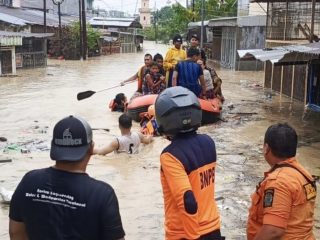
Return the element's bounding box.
[155,86,202,136]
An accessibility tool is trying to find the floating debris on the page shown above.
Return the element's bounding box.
[0,159,12,163]
[1,139,50,153]
[0,187,13,204]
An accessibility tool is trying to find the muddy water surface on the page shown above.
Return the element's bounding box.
[0,42,319,239]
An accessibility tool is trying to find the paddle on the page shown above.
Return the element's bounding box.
[77,80,136,101]
[92,128,110,132]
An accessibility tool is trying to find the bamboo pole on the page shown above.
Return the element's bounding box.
[304,65,309,105]
[291,65,295,100]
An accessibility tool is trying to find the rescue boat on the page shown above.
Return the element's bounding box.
[126,94,222,124]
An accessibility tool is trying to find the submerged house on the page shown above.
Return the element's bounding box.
[89,17,144,54]
[239,0,320,110]
[0,3,72,74]
[0,31,53,75]
[187,1,266,70]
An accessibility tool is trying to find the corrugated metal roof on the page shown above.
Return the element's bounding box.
[92,17,135,22]
[0,6,76,27]
[0,31,54,38]
[89,20,133,27]
[207,15,266,27]
[208,17,237,27]
[238,48,288,63]
[188,20,209,28]
[0,12,29,26]
[238,42,320,63]
[89,17,138,27]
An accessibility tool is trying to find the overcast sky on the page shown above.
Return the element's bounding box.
[94,0,186,15]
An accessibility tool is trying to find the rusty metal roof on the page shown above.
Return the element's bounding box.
[238,42,320,63]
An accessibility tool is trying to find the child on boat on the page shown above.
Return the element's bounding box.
[140,105,159,136]
[142,61,166,95]
[94,113,153,155]
[153,53,166,76]
[197,59,215,99]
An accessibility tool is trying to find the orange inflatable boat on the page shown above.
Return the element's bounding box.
[127,94,222,124]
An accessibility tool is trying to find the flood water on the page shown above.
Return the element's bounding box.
[0,41,319,239]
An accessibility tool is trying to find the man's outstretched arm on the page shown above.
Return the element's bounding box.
[93,139,119,156]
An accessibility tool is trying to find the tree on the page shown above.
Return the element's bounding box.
[63,21,101,59]
[144,0,237,43]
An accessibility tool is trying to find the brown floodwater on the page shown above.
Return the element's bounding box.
[0,41,319,239]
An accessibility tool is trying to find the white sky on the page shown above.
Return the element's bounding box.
[94,0,187,15]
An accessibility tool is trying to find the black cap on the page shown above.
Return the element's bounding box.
[173,34,182,43]
[50,116,92,162]
[191,34,199,40]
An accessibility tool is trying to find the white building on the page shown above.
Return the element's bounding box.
[139,0,151,28]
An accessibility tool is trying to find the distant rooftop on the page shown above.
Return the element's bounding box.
[89,17,142,28]
[0,5,77,27]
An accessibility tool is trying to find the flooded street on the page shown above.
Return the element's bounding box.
[0,41,319,239]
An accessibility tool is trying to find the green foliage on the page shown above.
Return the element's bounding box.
[69,21,101,51]
[144,26,155,41]
[86,24,101,51]
[145,0,237,43]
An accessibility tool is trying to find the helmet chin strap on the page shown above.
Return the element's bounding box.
[179,128,196,134]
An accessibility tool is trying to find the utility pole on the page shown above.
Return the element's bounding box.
[43,0,46,33]
[43,0,47,66]
[310,0,316,42]
[200,0,204,48]
[81,0,87,60]
[192,0,195,22]
[79,0,83,60]
[154,10,158,43]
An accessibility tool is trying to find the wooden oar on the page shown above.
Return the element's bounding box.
[77,80,136,101]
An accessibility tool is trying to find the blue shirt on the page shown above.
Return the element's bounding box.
[175,59,203,97]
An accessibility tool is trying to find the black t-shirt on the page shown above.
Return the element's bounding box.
[9,167,125,240]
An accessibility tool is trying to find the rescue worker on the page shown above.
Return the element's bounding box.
[164,34,187,88]
[247,123,317,240]
[155,86,223,240]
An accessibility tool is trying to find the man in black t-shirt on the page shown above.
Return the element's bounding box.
[9,115,125,240]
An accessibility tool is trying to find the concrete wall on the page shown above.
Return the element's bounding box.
[249,3,267,16]
[236,26,265,70]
